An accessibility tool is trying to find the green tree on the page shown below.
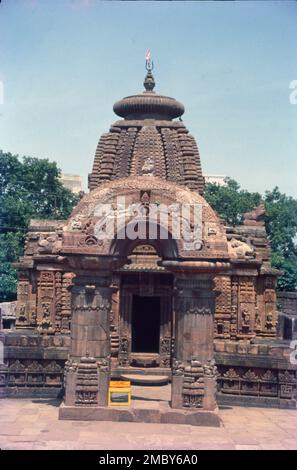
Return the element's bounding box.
[0,151,79,301]
[270,253,297,292]
[204,177,262,225]
[264,187,297,291]
[264,187,297,256]
[204,178,297,291]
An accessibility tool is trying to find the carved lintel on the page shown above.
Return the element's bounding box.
[85,284,96,294]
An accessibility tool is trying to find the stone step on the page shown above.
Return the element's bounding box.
[120,374,169,386]
[113,367,171,377]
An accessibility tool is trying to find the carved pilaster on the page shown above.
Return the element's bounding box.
[160,337,171,368]
[64,272,112,407]
[173,275,215,364]
[263,276,277,337]
[118,288,131,365]
[61,272,74,334]
[70,274,112,359]
[36,271,55,334]
[237,276,256,339]
[75,356,99,406]
[182,359,204,408]
[171,274,217,410]
[214,275,232,339]
[55,271,62,332]
[230,276,239,339]
[110,274,120,359]
[15,271,36,328]
[119,337,129,366]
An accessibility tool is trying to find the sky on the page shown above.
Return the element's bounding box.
[0,0,296,196]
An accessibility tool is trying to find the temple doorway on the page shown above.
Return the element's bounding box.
[131,295,161,353]
[114,270,174,369]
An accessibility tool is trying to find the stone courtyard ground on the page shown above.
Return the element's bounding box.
[0,385,297,450]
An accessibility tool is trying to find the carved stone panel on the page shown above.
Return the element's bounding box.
[37,271,55,334]
[61,272,74,333]
[214,276,232,339]
[16,275,36,328]
[238,277,256,338]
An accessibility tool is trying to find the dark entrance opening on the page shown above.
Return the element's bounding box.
[132,295,161,353]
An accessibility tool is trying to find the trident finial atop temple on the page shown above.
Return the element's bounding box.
[145,49,154,72]
[144,49,155,92]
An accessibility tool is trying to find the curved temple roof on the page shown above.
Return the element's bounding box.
[88,66,205,195]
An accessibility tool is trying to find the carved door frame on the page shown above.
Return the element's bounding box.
[118,278,173,368]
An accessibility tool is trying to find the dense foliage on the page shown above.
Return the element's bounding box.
[204,178,297,291]
[0,151,79,301]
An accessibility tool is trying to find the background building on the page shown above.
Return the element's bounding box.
[204,174,226,186]
[60,174,83,194]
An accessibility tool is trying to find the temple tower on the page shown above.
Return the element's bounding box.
[88,63,204,194]
[59,61,230,423]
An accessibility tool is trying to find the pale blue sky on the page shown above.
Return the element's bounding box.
[0,0,296,196]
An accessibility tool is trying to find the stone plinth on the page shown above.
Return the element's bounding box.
[59,401,221,427]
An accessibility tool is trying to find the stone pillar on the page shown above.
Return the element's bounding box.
[171,274,217,411]
[64,272,112,408]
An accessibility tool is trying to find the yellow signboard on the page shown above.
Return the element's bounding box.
[110,381,130,388]
[108,380,131,407]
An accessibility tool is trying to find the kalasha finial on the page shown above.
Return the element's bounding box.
[144,49,155,92]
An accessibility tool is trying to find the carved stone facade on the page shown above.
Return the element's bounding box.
[1,66,296,414]
[217,366,297,406]
[0,356,64,398]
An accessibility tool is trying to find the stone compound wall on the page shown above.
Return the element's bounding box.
[277,292,297,340]
[0,333,68,398]
[1,331,296,407]
[215,339,297,407]
[277,292,297,316]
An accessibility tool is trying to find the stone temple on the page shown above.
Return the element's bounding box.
[1,63,296,424]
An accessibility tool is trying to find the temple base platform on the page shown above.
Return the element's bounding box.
[58,402,221,427]
[59,383,220,426]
